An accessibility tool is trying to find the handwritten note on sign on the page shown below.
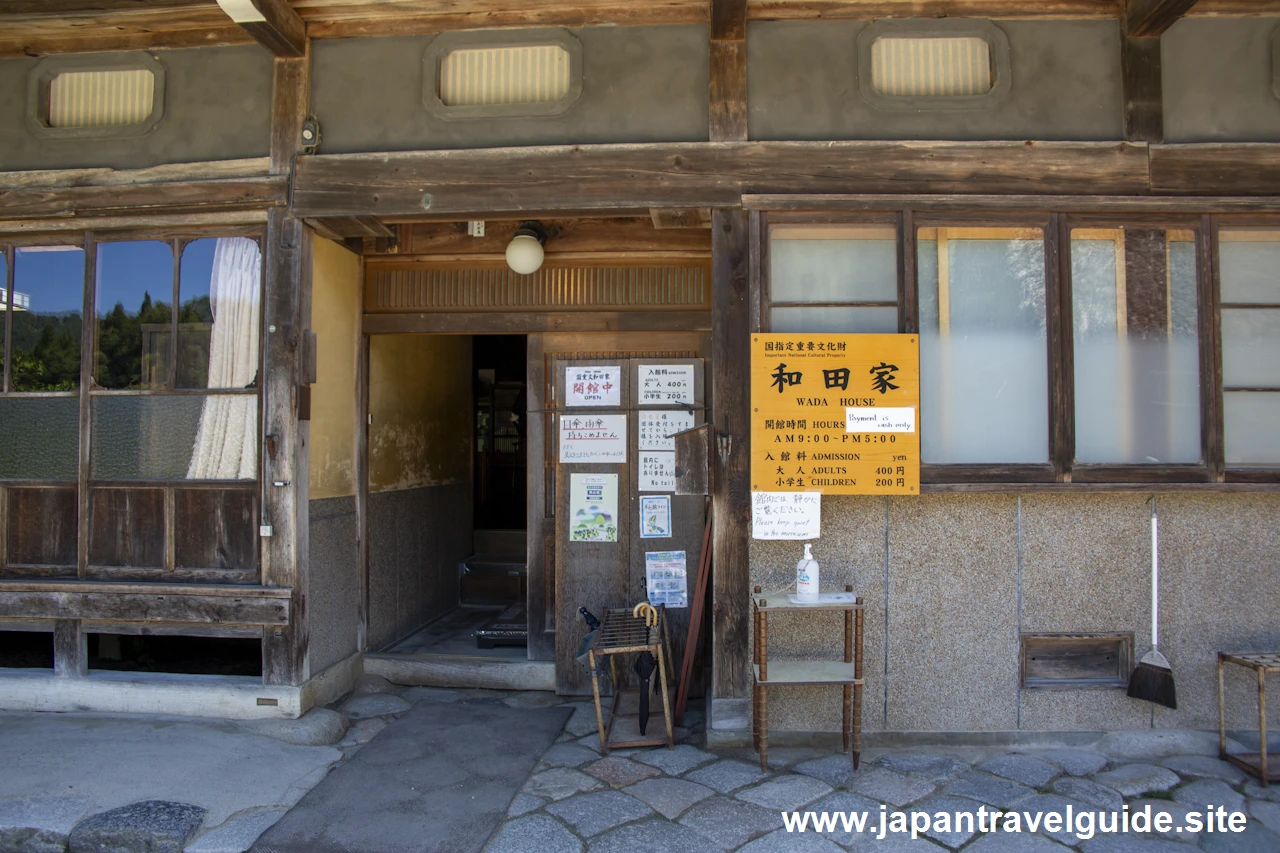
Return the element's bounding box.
[751,492,821,540]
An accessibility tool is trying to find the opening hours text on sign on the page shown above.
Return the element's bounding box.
[750,333,920,496]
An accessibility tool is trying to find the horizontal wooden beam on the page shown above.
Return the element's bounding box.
[0,581,290,625]
[292,141,1153,219]
[1149,143,1280,195]
[0,177,287,220]
[743,192,1280,213]
[1125,0,1200,37]
[361,310,712,335]
[216,0,305,57]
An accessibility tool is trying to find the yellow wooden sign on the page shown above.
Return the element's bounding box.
[751,333,920,495]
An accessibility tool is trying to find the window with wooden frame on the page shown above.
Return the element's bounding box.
[1218,228,1280,467]
[0,234,262,583]
[758,211,1269,486]
[766,224,900,334]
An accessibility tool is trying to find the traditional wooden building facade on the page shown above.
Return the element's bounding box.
[0,0,1277,741]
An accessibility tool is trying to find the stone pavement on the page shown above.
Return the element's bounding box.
[2,679,1279,853]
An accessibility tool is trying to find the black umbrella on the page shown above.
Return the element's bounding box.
[632,651,657,734]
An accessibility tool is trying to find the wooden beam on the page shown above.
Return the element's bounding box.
[711,208,751,703]
[215,0,305,57]
[0,584,291,625]
[0,178,287,221]
[361,310,712,335]
[53,619,86,677]
[743,193,1280,213]
[1150,143,1280,195]
[1125,0,1200,37]
[291,141,1153,220]
[710,0,748,142]
[399,218,711,256]
[1121,34,1163,143]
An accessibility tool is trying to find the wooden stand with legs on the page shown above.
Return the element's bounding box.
[752,586,864,772]
[1218,651,1279,787]
[588,605,675,753]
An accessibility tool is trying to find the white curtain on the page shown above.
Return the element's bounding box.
[187,237,261,479]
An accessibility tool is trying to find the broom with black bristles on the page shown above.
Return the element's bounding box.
[1127,495,1177,710]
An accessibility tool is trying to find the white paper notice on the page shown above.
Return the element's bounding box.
[751,491,821,540]
[638,364,695,406]
[845,407,916,433]
[639,495,672,539]
[566,366,621,407]
[559,415,627,463]
[638,410,696,450]
[645,550,688,608]
[569,474,618,542]
[639,451,676,492]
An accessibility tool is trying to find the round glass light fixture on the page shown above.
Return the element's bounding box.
[505,221,547,275]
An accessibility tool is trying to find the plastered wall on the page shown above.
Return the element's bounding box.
[749,493,1280,734]
[308,237,361,501]
[0,46,272,171]
[1163,17,1280,143]
[369,335,471,492]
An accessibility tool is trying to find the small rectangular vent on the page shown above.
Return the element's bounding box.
[48,69,155,128]
[871,37,992,97]
[1021,633,1133,689]
[367,261,710,313]
[439,45,571,107]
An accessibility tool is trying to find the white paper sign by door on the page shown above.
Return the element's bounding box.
[560,415,627,463]
[638,364,694,406]
[639,451,676,492]
[751,491,821,540]
[566,366,621,406]
[638,410,696,451]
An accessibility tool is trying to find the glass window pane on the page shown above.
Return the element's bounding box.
[1225,392,1280,465]
[1219,230,1280,305]
[92,395,257,480]
[769,225,897,303]
[0,397,79,479]
[177,238,261,390]
[917,228,1048,464]
[1071,229,1200,464]
[95,241,174,390]
[1222,309,1280,387]
[12,246,84,391]
[770,306,898,334]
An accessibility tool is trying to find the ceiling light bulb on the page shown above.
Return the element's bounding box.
[506,230,545,275]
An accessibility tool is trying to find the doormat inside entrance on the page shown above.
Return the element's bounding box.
[250,699,571,853]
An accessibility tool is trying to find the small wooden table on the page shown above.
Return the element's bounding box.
[752,587,864,772]
[587,605,674,753]
[1217,651,1279,787]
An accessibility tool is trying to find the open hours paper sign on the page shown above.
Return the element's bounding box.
[566,366,621,406]
[751,333,919,496]
[570,474,618,542]
[752,492,821,540]
[560,415,627,463]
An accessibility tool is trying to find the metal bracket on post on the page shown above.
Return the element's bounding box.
[717,432,732,466]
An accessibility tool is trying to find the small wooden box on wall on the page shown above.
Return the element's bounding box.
[673,424,713,496]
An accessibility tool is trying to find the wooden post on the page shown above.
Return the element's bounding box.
[711,209,750,710]
[54,619,86,677]
[77,233,95,581]
[709,0,747,143]
[261,45,313,687]
[1121,34,1163,144]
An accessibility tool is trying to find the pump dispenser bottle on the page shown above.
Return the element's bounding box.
[796,543,820,604]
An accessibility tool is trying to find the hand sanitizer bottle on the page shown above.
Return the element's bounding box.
[796,543,819,604]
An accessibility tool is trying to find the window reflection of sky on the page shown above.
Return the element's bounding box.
[97,241,171,316]
[14,247,85,315]
[180,239,216,306]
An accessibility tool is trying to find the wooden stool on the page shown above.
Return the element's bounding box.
[1217,651,1280,787]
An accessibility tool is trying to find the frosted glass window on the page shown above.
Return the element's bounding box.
[12,246,84,392]
[1071,229,1200,464]
[770,226,897,304]
[92,395,257,480]
[871,37,993,97]
[95,241,173,390]
[0,397,79,479]
[439,45,571,107]
[771,306,897,334]
[1219,228,1280,464]
[917,227,1048,463]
